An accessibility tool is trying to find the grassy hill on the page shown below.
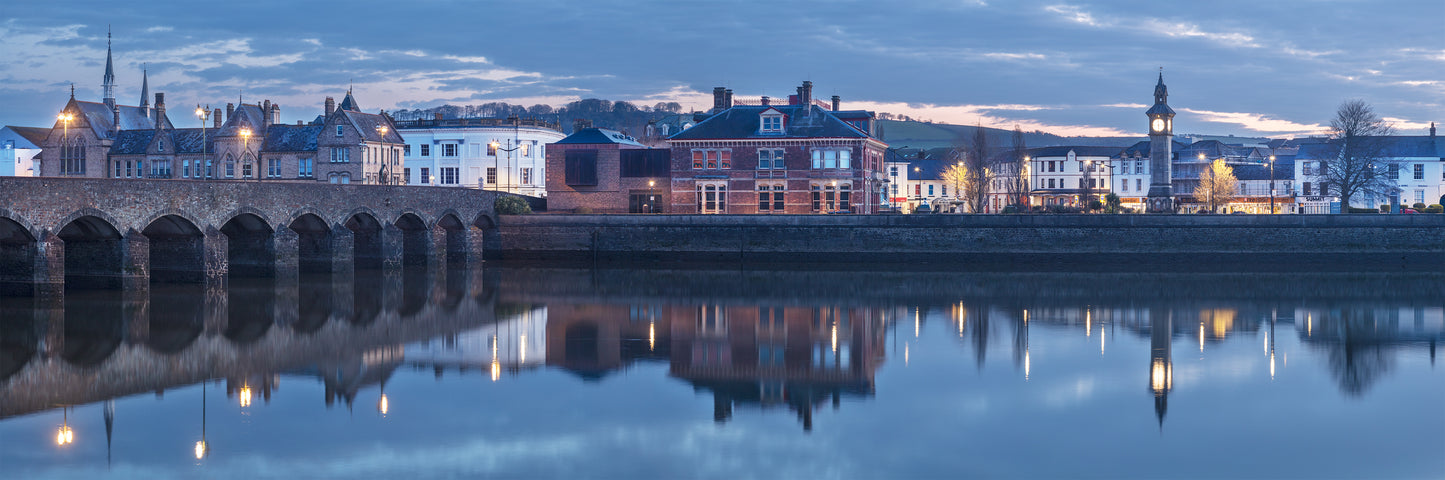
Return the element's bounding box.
[877,119,1272,152]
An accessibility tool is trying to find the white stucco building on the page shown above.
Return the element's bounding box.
[0,126,49,177]
[396,116,565,197]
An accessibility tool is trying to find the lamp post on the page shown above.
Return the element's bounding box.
[239,127,252,179]
[1268,153,1276,214]
[195,105,210,179]
[375,125,390,185]
[489,139,520,193]
[56,111,73,175]
[913,166,921,212]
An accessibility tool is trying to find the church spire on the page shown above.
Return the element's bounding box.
[103,25,116,110]
[139,65,150,111]
[1153,68,1168,105]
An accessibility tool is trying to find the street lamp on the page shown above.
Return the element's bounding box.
[195,105,210,179]
[375,125,390,185]
[647,179,657,213]
[56,111,74,175]
[1268,154,1276,214]
[239,127,253,179]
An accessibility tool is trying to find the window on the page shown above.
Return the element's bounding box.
[183,160,191,178]
[890,166,898,177]
[1135,179,1141,191]
[486,167,497,185]
[839,184,851,211]
[403,144,411,156]
[157,139,164,152]
[336,125,344,137]
[299,158,313,178]
[757,148,785,169]
[692,149,730,169]
[268,158,281,178]
[811,149,851,169]
[420,167,430,184]
[758,184,785,212]
[441,167,459,185]
[520,142,530,157]
[442,143,458,157]
[761,114,783,133]
[420,144,430,156]
[564,149,599,186]
[942,185,947,196]
[1389,164,1400,179]
[1417,190,1425,204]
[487,142,497,156]
[520,168,532,185]
[1303,182,1312,196]
[927,184,934,196]
[697,182,726,213]
[330,148,350,163]
[225,161,235,178]
[151,159,170,178]
[1121,179,1128,192]
[1414,164,1424,180]
[206,159,214,178]
[242,162,253,178]
[621,149,670,177]
[1135,160,1143,174]
[404,168,411,184]
[114,160,122,178]
[1048,178,1056,188]
[60,139,85,175]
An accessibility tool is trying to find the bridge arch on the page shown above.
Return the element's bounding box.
[143,213,206,283]
[394,212,431,266]
[436,212,470,266]
[55,210,124,290]
[344,209,384,270]
[287,212,334,274]
[0,210,38,295]
[220,209,276,278]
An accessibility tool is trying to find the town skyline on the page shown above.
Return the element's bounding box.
[1,0,1441,138]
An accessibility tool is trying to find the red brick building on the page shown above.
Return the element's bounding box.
[667,82,888,214]
[545,127,671,213]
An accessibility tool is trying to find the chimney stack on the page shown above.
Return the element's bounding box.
[226,103,235,121]
[113,104,121,134]
[1431,122,1437,138]
[761,96,770,106]
[831,95,840,111]
[573,118,593,132]
[155,93,166,130]
[213,108,222,128]
[713,87,726,111]
[724,89,733,109]
[324,97,335,117]
[272,103,280,124]
[262,100,272,129]
[800,81,813,107]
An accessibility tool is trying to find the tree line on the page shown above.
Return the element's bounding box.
[390,99,687,135]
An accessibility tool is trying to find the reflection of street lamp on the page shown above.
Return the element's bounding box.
[239,384,252,408]
[195,383,209,460]
[195,105,210,179]
[55,407,74,446]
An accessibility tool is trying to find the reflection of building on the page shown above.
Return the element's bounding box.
[407,307,549,377]
[544,304,669,379]
[669,304,887,430]
[1149,312,1173,427]
[1295,306,1444,395]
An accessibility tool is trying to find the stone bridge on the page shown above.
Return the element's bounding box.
[0,177,501,295]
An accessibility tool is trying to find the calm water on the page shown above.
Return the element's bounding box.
[0,265,1441,479]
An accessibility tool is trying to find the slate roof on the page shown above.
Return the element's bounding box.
[668,105,872,141]
[69,100,171,137]
[339,92,361,112]
[1232,155,1295,181]
[6,126,52,147]
[1027,145,1126,157]
[1294,136,1444,160]
[1119,140,1188,157]
[555,127,644,146]
[263,124,323,152]
[171,128,217,154]
[338,110,404,143]
[109,130,157,154]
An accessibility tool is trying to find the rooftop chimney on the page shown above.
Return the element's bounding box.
[723,89,733,109]
[761,96,770,106]
[271,104,280,124]
[154,93,166,130]
[573,118,593,132]
[226,103,235,121]
[213,108,222,128]
[112,104,121,134]
[297,120,303,126]
[1431,122,1437,138]
[800,81,813,108]
[831,95,840,111]
[324,97,335,117]
[261,100,272,130]
[713,87,726,111]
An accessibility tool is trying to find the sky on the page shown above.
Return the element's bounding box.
[1,0,1441,138]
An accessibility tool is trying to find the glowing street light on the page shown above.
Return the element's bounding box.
[55,407,74,446]
[196,105,210,179]
[375,125,391,185]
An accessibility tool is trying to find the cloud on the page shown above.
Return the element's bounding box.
[144,26,173,33]
[1045,5,1108,27]
[1100,103,1147,109]
[1382,117,1433,130]
[1141,19,1258,48]
[1181,108,1327,135]
[981,52,1048,61]
[843,99,1132,137]
[442,55,491,64]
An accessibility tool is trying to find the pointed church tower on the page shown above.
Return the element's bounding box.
[1145,70,1176,213]
[139,66,150,114]
[103,26,117,110]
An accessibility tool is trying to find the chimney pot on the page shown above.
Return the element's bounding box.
[226,103,235,121]
[324,97,335,117]
[724,89,733,109]
[155,93,166,130]
[213,108,222,128]
[831,95,840,111]
[761,96,770,106]
[801,81,813,107]
[713,87,726,111]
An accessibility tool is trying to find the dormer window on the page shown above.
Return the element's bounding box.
[760,109,784,133]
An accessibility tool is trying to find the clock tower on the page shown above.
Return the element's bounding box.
[1145,71,1175,213]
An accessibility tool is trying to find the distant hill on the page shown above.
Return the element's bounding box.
[877,119,1274,151]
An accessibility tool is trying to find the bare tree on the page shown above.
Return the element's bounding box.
[1195,159,1238,213]
[1001,125,1029,209]
[1321,100,1396,208]
[961,125,991,213]
[940,162,967,207]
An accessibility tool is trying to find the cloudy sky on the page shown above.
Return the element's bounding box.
[1,0,1441,137]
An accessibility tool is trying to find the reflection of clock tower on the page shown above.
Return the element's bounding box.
[1146,71,1176,213]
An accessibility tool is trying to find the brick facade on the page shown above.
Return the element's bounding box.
[546,129,671,213]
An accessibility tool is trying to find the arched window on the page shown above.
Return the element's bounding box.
[61,137,85,175]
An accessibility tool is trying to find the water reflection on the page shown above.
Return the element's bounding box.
[0,266,1440,477]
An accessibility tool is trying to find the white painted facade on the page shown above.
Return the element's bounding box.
[398,121,565,197]
[0,127,44,177]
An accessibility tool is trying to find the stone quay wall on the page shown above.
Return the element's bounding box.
[496,214,1445,267]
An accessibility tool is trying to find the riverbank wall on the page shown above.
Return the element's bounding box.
[494,214,1445,268]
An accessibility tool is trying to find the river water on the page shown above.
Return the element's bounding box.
[0,265,1441,479]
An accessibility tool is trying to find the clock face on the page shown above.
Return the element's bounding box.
[1151,118,1165,132]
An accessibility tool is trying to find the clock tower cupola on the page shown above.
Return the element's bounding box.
[1145,70,1176,212]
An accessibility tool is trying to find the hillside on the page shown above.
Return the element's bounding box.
[877,119,1145,150]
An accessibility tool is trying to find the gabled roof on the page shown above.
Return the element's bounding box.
[4,126,52,147]
[1119,140,1187,157]
[170,128,216,154]
[69,100,170,137]
[337,110,403,142]
[217,104,267,137]
[339,91,361,112]
[554,127,644,146]
[668,105,872,141]
[263,124,323,152]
